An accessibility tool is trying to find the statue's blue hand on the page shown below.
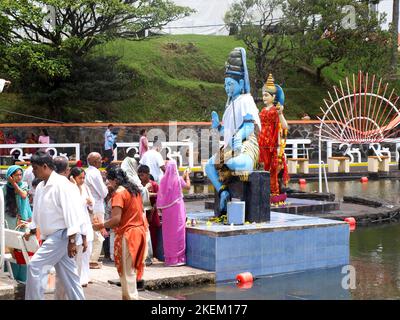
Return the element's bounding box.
[219,190,230,213]
[211,111,220,129]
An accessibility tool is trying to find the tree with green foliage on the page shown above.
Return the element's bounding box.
[0,0,194,121]
[283,0,391,81]
[224,0,293,97]
[0,0,194,55]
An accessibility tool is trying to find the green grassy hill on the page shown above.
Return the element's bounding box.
[0,35,337,122]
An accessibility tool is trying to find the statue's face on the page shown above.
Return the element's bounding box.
[225,77,243,100]
[263,92,274,106]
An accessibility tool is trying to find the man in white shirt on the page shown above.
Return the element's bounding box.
[85,152,108,268]
[53,156,88,299]
[139,142,166,184]
[0,79,11,93]
[24,152,85,300]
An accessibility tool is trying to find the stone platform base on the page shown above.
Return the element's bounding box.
[0,275,16,300]
[185,212,349,282]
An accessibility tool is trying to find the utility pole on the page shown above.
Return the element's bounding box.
[391,0,399,75]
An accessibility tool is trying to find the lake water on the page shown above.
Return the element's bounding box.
[160,180,400,300]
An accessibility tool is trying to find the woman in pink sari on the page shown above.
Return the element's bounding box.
[156,160,191,266]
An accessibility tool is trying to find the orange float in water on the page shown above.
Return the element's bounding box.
[236,272,254,284]
[344,217,356,231]
[236,281,253,290]
[299,179,307,185]
[360,177,369,183]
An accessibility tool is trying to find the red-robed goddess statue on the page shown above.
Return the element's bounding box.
[258,74,289,204]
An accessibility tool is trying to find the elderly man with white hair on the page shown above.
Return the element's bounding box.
[85,152,108,269]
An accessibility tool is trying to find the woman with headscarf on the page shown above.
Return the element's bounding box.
[2,165,32,230]
[156,160,191,267]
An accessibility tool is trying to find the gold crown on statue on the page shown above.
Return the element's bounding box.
[263,73,277,94]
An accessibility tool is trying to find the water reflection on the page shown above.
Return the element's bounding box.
[186,180,400,204]
[172,181,400,299]
[349,224,400,300]
[289,180,400,204]
[158,267,350,300]
[158,224,400,300]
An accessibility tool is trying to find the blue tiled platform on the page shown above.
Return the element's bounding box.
[186,212,349,281]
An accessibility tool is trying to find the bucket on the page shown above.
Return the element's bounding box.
[227,201,245,225]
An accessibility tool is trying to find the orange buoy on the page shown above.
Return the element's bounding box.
[236,272,254,284]
[360,177,368,183]
[236,281,253,290]
[299,179,307,185]
[344,217,356,231]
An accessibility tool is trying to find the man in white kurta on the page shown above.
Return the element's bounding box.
[139,142,166,184]
[25,152,85,300]
[85,152,108,267]
[52,157,89,298]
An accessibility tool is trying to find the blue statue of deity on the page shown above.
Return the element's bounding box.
[205,47,261,214]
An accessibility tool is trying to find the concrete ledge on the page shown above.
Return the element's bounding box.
[144,272,215,290]
[185,193,214,202]
[89,262,215,292]
[343,196,388,207]
[288,191,336,202]
[0,276,15,300]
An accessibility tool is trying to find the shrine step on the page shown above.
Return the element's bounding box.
[205,198,340,215]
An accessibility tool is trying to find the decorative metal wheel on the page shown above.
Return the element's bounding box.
[318,71,400,144]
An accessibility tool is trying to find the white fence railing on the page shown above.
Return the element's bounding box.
[114,141,194,168]
[0,143,81,162]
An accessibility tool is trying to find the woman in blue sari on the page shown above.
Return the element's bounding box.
[2,165,32,230]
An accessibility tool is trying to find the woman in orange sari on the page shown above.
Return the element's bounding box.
[93,167,147,300]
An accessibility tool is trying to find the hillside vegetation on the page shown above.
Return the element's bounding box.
[0,35,353,122]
